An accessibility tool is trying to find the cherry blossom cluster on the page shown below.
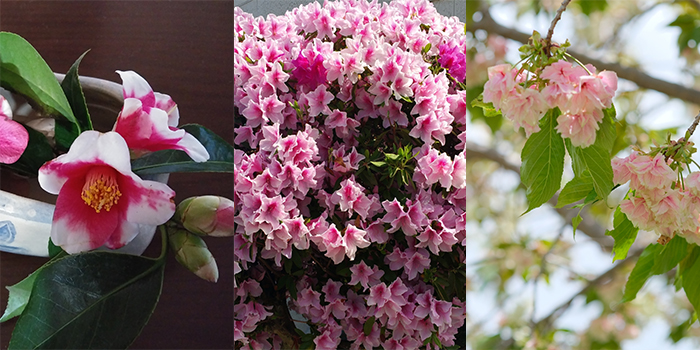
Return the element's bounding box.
[612,150,700,244]
[483,60,618,147]
[234,0,466,348]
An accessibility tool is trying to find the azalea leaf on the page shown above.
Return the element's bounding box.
[0,32,76,125]
[131,124,233,175]
[60,50,93,133]
[520,109,565,213]
[8,251,165,349]
[605,208,639,262]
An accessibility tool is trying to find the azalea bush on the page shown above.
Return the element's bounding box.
[0,31,234,348]
[233,0,466,348]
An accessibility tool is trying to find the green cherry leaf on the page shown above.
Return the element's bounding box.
[605,207,639,262]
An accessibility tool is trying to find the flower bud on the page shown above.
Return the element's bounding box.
[176,195,234,237]
[168,228,219,282]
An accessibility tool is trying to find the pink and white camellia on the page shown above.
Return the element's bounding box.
[0,95,29,164]
[38,131,176,254]
[113,70,209,162]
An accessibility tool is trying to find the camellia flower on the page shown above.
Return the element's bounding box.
[38,131,176,254]
[0,95,29,164]
[113,70,209,162]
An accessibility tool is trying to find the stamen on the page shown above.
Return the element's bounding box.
[81,167,122,213]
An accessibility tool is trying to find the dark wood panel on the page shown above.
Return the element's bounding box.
[0,1,234,348]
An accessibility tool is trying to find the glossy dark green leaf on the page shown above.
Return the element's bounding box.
[61,50,93,132]
[605,208,639,262]
[0,32,76,124]
[363,316,376,336]
[131,124,233,175]
[4,125,55,176]
[520,109,565,213]
[8,252,165,349]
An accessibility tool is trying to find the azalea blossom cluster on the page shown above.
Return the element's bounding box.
[612,150,700,244]
[483,60,618,147]
[234,0,466,348]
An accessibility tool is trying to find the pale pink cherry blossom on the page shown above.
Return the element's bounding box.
[556,112,599,147]
[540,60,587,107]
[482,64,524,111]
[612,155,634,185]
[500,86,550,137]
[0,95,28,164]
[628,152,676,189]
[619,196,654,232]
[38,131,176,253]
[114,71,209,162]
[344,224,370,261]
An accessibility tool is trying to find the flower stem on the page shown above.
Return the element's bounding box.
[545,0,573,54]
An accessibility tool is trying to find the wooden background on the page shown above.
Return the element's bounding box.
[0,1,234,349]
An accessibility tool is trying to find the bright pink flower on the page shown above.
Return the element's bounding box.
[303,85,334,116]
[344,224,370,261]
[403,247,431,280]
[0,95,28,164]
[382,199,419,236]
[320,224,347,264]
[38,131,176,254]
[330,176,374,219]
[349,260,385,290]
[254,194,288,234]
[114,71,209,162]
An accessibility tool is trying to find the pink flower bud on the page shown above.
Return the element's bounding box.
[168,228,219,282]
[176,196,234,237]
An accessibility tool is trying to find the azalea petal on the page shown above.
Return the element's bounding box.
[121,177,176,225]
[116,70,156,108]
[0,117,28,164]
[51,177,119,254]
[154,92,180,127]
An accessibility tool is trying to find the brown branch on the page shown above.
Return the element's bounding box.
[545,0,573,52]
[463,141,613,250]
[469,10,700,105]
[686,110,700,138]
[532,248,643,335]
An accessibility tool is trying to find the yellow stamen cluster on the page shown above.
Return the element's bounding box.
[81,167,122,213]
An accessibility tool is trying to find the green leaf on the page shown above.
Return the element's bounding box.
[571,214,583,238]
[131,124,233,175]
[363,316,376,336]
[568,142,614,200]
[598,105,617,155]
[471,94,503,118]
[605,208,639,262]
[60,50,93,132]
[683,247,700,314]
[53,118,80,152]
[578,0,607,16]
[556,170,594,208]
[0,32,76,124]
[520,109,565,213]
[8,252,165,349]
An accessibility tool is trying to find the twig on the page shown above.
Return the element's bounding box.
[686,110,700,138]
[468,10,700,104]
[532,248,643,334]
[545,0,573,54]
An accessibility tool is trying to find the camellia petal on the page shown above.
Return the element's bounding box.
[39,131,176,254]
[114,71,209,162]
[0,96,28,164]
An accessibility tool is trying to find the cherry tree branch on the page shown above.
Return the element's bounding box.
[545,0,573,52]
[686,110,700,138]
[532,247,643,334]
[463,141,613,250]
[468,10,700,104]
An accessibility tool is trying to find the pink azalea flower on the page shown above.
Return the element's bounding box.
[349,260,384,290]
[344,224,370,261]
[114,71,209,162]
[330,176,374,219]
[38,131,176,254]
[403,247,431,280]
[0,95,28,164]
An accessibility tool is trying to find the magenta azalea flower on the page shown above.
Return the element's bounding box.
[114,70,209,162]
[38,131,176,254]
[0,95,29,164]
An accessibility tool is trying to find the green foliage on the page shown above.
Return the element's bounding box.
[669,13,700,53]
[9,250,165,349]
[4,126,55,176]
[131,124,234,175]
[520,109,565,213]
[60,50,93,132]
[469,91,503,133]
[605,208,639,262]
[0,32,77,127]
[555,170,594,208]
[622,236,688,303]
[577,0,608,16]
